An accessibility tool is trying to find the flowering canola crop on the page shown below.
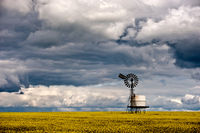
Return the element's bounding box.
[0,111,200,132]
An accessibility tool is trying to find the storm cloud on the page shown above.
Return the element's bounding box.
[0,0,200,111]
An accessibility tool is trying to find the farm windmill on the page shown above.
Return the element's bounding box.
[119,73,149,113]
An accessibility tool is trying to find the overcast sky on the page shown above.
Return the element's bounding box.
[0,0,200,111]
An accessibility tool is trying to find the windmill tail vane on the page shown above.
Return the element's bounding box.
[118,73,126,79]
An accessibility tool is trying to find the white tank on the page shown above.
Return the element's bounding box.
[130,95,146,106]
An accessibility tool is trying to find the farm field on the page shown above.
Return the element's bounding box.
[0,111,200,132]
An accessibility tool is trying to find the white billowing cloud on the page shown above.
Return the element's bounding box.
[181,94,200,110]
[170,98,182,104]
[1,84,200,111]
[142,0,181,7]
[0,85,127,108]
[187,85,200,95]
[36,0,190,40]
[32,0,200,42]
[193,86,200,89]
[0,92,27,106]
[1,0,32,15]
[141,0,200,8]
[181,94,200,104]
[136,6,200,42]
[149,96,182,110]
[149,94,200,111]
[36,0,131,40]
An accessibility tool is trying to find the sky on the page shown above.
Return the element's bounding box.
[0,0,200,112]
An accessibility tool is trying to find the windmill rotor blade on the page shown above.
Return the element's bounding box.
[118,73,127,79]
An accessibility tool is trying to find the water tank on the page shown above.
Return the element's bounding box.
[130,95,146,106]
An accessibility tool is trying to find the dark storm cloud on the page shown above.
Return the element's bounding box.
[0,10,41,48]
[171,38,200,68]
[191,72,200,81]
[12,41,156,87]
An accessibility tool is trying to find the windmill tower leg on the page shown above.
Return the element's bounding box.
[127,87,136,113]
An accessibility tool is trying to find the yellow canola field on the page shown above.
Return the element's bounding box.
[0,111,200,132]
